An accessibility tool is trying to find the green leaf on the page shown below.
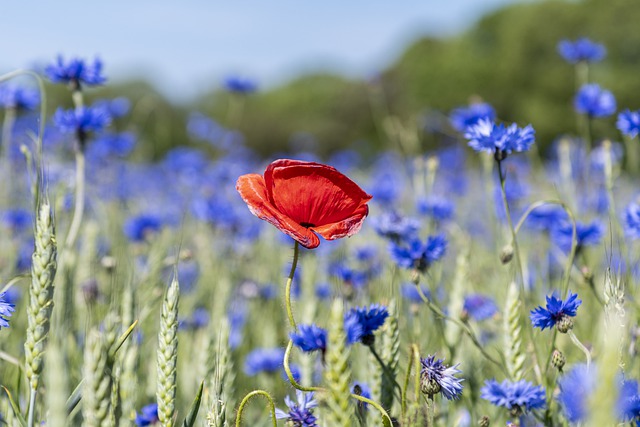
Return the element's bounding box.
[2,386,27,427]
[182,380,204,427]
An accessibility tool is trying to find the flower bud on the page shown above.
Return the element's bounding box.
[556,314,574,333]
[551,349,566,371]
[479,416,491,427]
[500,244,514,264]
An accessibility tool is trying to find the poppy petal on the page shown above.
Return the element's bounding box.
[267,161,372,227]
[236,174,320,248]
[310,204,369,240]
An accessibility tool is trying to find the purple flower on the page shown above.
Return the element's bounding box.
[348,304,389,341]
[463,294,498,321]
[557,364,596,423]
[617,109,640,138]
[0,84,40,110]
[449,102,496,133]
[574,84,616,117]
[223,76,257,94]
[390,234,447,272]
[290,324,327,353]
[0,292,16,329]
[557,38,606,64]
[551,220,603,252]
[530,291,582,331]
[135,403,158,426]
[481,379,546,412]
[244,348,284,376]
[53,105,111,146]
[123,214,163,242]
[275,391,318,427]
[420,355,464,400]
[417,196,455,222]
[465,119,535,157]
[370,211,420,243]
[617,378,640,423]
[45,55,106,87]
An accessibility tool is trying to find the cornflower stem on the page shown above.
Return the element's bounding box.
[568,330,591,368]
[414,283,505,372]
[401,344,421,418]
[425,396,435,427]
[367,345,402,396]
[27,388,36,427]
[285,241,300,331]
[234,390,277,427]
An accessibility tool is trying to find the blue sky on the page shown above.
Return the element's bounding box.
[2,0,524,101]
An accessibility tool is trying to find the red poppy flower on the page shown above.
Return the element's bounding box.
[236,159,372,249]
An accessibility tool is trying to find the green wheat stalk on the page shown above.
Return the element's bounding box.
[46,339,68,427]
[380,298,400,413]
[323,299,353,427]
[157,276,180,427]
[504,281,525,381]
[82,329,114,427]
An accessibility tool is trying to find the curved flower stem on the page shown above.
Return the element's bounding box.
[285,241,300,331]
[283,340,322,393]
[414,284,506,373]
[568,330,591,368]
[64,149,85,249]
[401,344,420,418]
[352,394,394,427]
[234,390,277,427]
[497,160,524,283]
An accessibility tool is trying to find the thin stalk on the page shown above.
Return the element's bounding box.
[27,388,36,427]
[285,241,300,330]
[568,330,591,367]
[283,340,321,393]
[401,345,416,416]
[367,345,402,396]
[426,396,435,427]
[234,390,277,427]
[64,149,85,249]
[1,107,16,155]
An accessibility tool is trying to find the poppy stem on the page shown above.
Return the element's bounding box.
[234,390,277,427]
[285,241,300,330]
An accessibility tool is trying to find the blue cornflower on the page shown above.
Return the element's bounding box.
[625,202,640,240]
[0,292,16,329]
[463,294,498,321]
[618,109,640,138]
[45,55,106,87]
[244,348,285,376]
[223,76,257,94]
[0,84,40,110]
[123,214,163,242]
[348,304,389,344]
[135,403,159,426]
[178,307,210,331]
[290,324,327,353]
[1,208,32,233]
[352,381,372,410]
[574,84,616,117]
[530,291,582,332]
[275,391,318,427]
[400,283,431,303]
[417,196,455,222]
[93,97,131,118]
[449,102,496,133]
[370,211,420,242]
[420,355,464,400]
[551,220,603,252]
[390,234,447,273]
[329,261,368,289]
[465,119,535,159]
[525,205,568,232]
[87,132,136,160]
[557,364,596,423]
[617,378,640,423]
[343,311,365,345]
[53,106,111,145]
[481,379,546,414]
[557,38,606,64]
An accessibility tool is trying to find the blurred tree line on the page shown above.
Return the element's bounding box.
[44,0,640,160]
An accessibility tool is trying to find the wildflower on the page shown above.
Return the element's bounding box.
[557,38,606,64]
[449,102,496,132]
[0,84,40,111]
[223,76,257,94]
[135,403,159,426]
[1,208,32,233]
[574,84,616,117]
[557,364,596,423]
[417,196,455,222]
[530,291,582,332]
[625,202,640,239]
[463,294,498,321]
[236,159,371,249]
[93,97,131,118]
[420,355,464,400]
[618,109,640,138]
[45,55,106,88]
[178,307,210,331]
[465,119,535,160]
[0,292,16,329]
[525,205,568,231]
[290,324,327,353]
[53,105,111,148]
[244,348,285,376]
[370,211,420,242]
[348,304,389,344]
[480,379,546,415]
[352,382,372,411]
[390,234,447,273]
[87,132,136,160]
[617,378,640,423]
[275,390,318,427]
[123,214,163,242]
[550,220,603,252]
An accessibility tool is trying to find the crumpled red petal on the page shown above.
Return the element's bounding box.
[310,204,369,240]
[236,173,320,248]
[265,159,372,227]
